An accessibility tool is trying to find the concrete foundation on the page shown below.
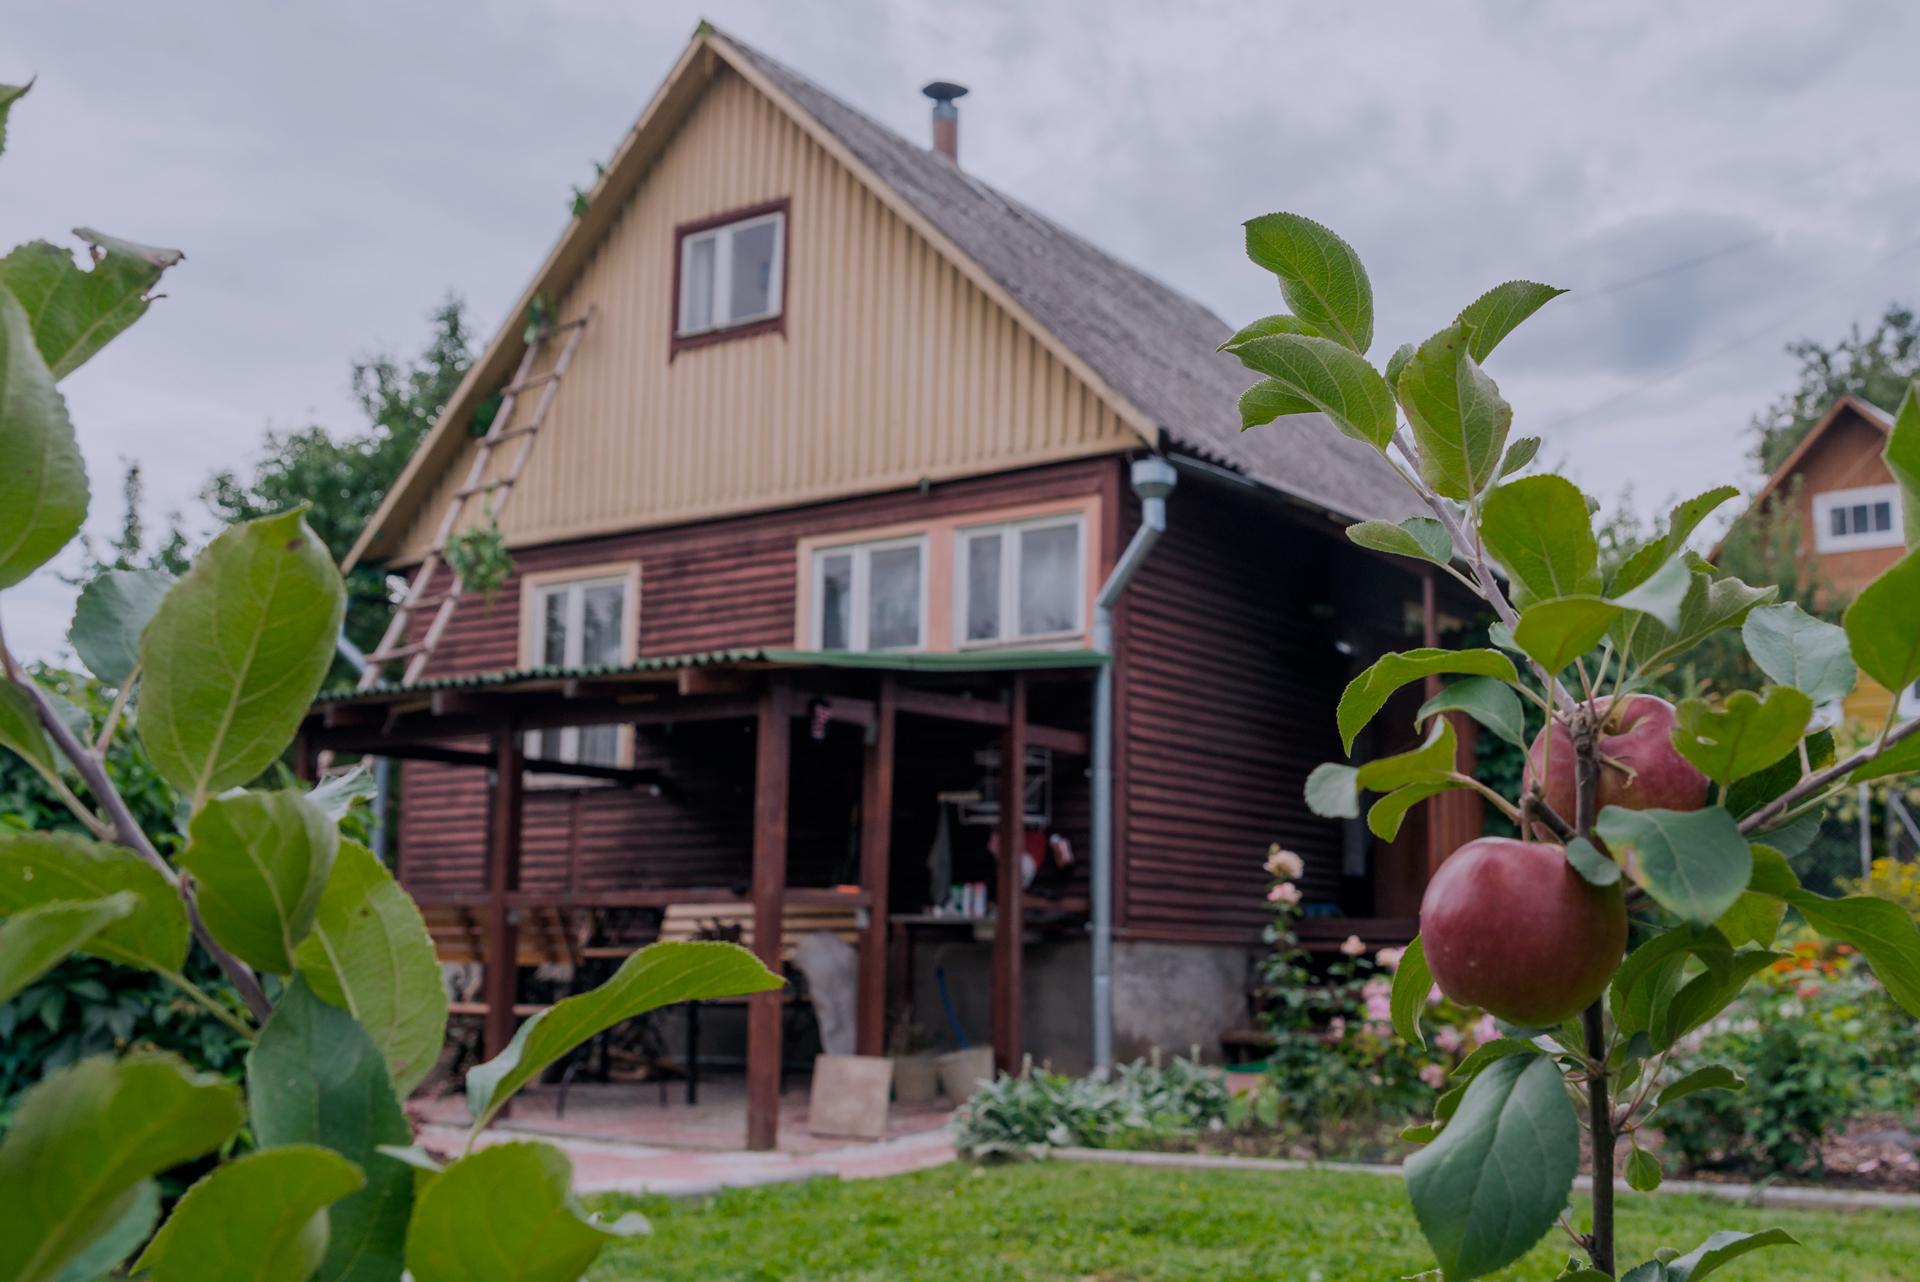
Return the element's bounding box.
[1111,938,1257,1064]
[907,935,1093,1077]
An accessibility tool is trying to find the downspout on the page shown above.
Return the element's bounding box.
[332,632,394,864]
[1091,455,1177,1075]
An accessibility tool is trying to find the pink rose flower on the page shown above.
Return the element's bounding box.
[1419,1063,1448,1089]
[1365,991,1393,1022]
[1264,846,1305,880]
[1473,1015,1499,1045]
[1268,882,1301,905]
[1340,934,1367,957]
[1375,946,1404,972]
[1434,1025,1463,1054]
[1327,1016,1347,1041]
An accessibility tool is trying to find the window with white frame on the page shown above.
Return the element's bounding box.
[1812,484,1904,553]
[676,209,785,337]
[811,537,925,652]
[526,574,630,766]
[1901,679,1920,721]
[957,515,1085,646]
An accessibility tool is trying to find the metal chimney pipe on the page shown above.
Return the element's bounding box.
[922,81,968,162]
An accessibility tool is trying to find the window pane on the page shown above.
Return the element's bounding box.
[683,235,716,332]
[1830,506,1848,537]
[1874,501,1893,533]
[868,545,922,650]
[580,583,625,667]
[965,534,1002,642]
[1851,503,1871,534]
[540,591,568,667]
[819,553,853,649]
[729,219,778,321]
[577,723,620,766]
[1018,524,1079,637]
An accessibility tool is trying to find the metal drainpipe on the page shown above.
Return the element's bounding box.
[1091,455,1178,1075]
[332,633,393,864]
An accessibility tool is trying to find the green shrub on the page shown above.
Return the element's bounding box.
[952,1057,1233,1157]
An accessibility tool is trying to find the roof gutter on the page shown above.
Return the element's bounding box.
[1091,454,1178,1075]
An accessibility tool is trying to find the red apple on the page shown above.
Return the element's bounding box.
[1523,693,1708,821]
[1421,836,1628,1027]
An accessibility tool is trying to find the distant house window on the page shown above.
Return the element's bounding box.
[1812,484,1903,553]
[1901,679,1920,722]
[526,573,631,766]
[675,206,786,341]
[957,515,1085,646]
[811,537,925,652]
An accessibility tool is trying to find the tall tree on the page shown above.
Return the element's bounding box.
[1752,302,1920,474]
[204,297,474,659]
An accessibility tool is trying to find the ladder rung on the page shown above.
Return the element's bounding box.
[399,591,457,612]
[547,315,591,334]
[503,371,562,395]
[488,423,540,443]
[369,642,428,663]
[453,478,513,500]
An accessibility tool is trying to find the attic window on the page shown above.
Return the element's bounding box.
[1812,484,1903,553]
[674,202,787,348]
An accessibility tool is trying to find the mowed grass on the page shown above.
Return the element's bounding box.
[588,1160,1920,1281]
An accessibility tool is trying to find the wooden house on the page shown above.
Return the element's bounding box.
[300,25,1478,1150]
[1724,394,1916,726]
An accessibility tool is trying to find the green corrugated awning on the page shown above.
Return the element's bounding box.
[317,646,1104,704]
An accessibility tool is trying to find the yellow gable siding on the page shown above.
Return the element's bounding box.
[390,68,1136,562]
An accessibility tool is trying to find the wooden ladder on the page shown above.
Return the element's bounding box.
[359,307,595,690]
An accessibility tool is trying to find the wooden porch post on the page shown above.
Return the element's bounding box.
[993,674,1028,1074]
[747,681,792,1152]
[484,722,524,1061]
[856,676,898,1056]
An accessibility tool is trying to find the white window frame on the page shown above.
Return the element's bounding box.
[809,535,928,653]
[1812,484,1904,553]
[954,513,1087,649]
[1900,680,1920,722]
[675,210,786,337]
[525,572,633,770]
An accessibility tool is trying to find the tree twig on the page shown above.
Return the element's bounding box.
[1739,715,1920,834]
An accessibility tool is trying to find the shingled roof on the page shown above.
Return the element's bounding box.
[722,32,1417,525]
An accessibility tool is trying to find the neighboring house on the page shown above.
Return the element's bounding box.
[299,25,1476,1148]
[1730,394,1916,726]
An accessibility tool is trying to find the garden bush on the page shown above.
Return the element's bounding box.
[952,1056,1233,1157]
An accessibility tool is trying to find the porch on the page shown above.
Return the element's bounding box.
[300,648,1102,1152]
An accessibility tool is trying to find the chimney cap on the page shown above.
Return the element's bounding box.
[921,81,969,104]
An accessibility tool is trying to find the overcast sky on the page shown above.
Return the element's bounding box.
[5,1,1917,661]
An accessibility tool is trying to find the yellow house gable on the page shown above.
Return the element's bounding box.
[359,41,1148,568]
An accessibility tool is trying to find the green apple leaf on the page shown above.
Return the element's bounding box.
[68,567,172,686]
[1448,1037,1540,1083]
[1242,212,1373,354]
[1355,717,1458,793]
[1741,603,1854,705]
[1671,688,1814,785]
[1398,322,1514,501]
[1852,727,1920,785]
[1418,676,1525,747]
[1368,780,1458,841]
[1346,516,1453,566]
[0,81,30,157]
[249,979,414,1282]
[1406,1054,1578,1282]
[1456,280,1566,362]
[1594,805,1751,925]
[0,830,187,973]
[0,285,87,590]
[294,839,448,1096]
[137,508,345,805]
[1656,1064,1744,1110]
[1725,730,1834,817]
[1238,377,1318,429]
[1219,312,1322,352]
[1610,555,1694,630]
[1716,889,1786,949]
[1513,595,1617,674]
[1842,549,1920,695]
[1304,761,1360,819]
[0,1054,244,1282]
[1337,648,1520,753]
[1655,946,1782,1050]
[1230,333,1396,450]
[306,761,377,824]
[1666,1228,1800,1281]
[1612,926,1712,1039]
[0,893,137,1005]
[1610,486,1742,597]
[1884,381,1920,549]
[403,1141,638,1282]
[179,790,338,974]
[0,679,60,779]
[1390,934,1431,1049]
[52,1180,159,1282]
[1498,435,1541,479]
[1625,1145,1663,1192]
[1384,341,1415,388]
[135,1144,365,1282]
[1786,889,1920,1016]
[466,940,782,1134]
[0,230,184,381]
[1481,475,1601,604]
[1636,572,1779,672]
[1563,837,1621,888]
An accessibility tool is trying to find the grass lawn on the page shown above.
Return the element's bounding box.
[587,1160,1920,1281]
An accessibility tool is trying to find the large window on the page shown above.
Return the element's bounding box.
[811,537,925,652]
[676,206,785,339]
[526,573,631,766]
[957,515,1084,646]
[1813,484,1904,553]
